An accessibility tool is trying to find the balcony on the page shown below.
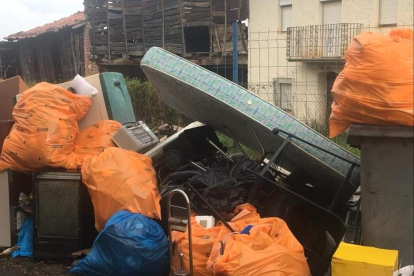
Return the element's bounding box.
[286,23,362,61]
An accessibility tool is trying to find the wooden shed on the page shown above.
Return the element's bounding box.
[5,12,98,84]
[85,0,249,66]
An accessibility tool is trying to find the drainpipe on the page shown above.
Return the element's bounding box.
[232,21,238,85]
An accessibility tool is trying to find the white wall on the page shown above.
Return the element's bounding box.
[248,0,413,124]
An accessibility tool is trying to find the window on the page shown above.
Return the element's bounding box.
[379,0,397,26]
[273,78,292,110]
[280,0,292,32]
[184,26,210,53]
[321,0,342,25]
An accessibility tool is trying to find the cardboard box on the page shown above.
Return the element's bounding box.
[332,242,398,276]
[59,74,109,130]
[0,76,28,120]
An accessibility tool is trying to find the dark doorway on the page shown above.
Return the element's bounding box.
[184,26,210,53]
[326,72,338,123]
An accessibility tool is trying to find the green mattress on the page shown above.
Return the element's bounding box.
[141,47,360,204]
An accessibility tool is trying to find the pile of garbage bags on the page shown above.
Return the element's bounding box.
[330,29,414,137]
[0,82,121,172]
[173,204,311,276]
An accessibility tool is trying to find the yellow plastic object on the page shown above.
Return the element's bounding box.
[332,242,398,276]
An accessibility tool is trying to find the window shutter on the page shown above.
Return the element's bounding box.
[280,0,293,6]
[322,0,342,25]
[281,5,292,31]
[380,0,397,25]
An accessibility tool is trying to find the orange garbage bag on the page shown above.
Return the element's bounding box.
[329,29,414,138]
[0,83,92,172]
[74,120,121,158]
[172,217,222,276]
[207,204,310,276]
[81,147,161,231]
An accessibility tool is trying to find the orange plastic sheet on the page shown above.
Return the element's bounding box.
[329,29,414,138]
[81,147,161,231]
[0,83,92,172]
[207,204,311,276]
[74,120,121,158]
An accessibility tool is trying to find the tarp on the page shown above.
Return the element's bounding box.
[330,29,414,137]
[81,147,161,231]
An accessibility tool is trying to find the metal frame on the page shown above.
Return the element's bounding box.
[168,189,194,276]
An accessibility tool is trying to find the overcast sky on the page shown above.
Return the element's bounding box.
[0,0,84,41]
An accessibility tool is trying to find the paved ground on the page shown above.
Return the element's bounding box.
[0,256,75,276]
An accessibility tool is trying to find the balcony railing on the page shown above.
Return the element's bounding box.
[286,23,362,61]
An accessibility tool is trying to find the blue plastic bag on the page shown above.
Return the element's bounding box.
[71,211,169,276]
[12,215,33,258]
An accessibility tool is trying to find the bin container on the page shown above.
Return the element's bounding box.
[347,125,413,265]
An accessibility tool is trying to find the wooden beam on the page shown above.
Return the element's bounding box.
[162,0,165,49]
[214,25,221,52]
[222,0,227,56]
[106,0,111,59]
[70,31,78,75]
[121,0,129,58]
[94,54,248,66]
[141,0,146,52]
[179,0,186,57]
[92,1,96,59]
[209,0,213,57]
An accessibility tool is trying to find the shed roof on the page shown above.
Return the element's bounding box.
[5,11,85,41]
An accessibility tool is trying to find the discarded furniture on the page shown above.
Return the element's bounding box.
[348,125,414,266]
[33,171,97,260]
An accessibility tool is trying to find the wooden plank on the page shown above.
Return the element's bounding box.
[222,0,227,56]
[209,0,213,56]
[121,0,129,57]
[92,1,96,58]
[179,0,186,56]
[141,0,146,52]
[70,31,78,74]
[162,0,165,48]
[214,24,221,52]
[106,0,111,59]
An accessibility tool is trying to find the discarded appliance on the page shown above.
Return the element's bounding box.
[112,121,159,153]
[332,242,398,276]
[71,210,169,276]
[59,73,136,130]
[140,47,362,276]
[33,171,97,260]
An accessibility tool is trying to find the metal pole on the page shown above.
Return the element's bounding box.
[232,21,238,84]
